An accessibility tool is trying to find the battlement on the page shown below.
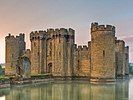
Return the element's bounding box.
[16,33,25,41]
[88,41,91,47]
[5,33,25,42]
[30,28,75,40]
[47,28,55,34]
[30,30,47,40]
[5,33,15,40]
[116,40,125,44]
[125,46,129,49]
[74,44,77,50]
[77,45,88,51]
[91,22,115,33]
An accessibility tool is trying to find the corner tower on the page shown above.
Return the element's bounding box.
[90,22,116,81]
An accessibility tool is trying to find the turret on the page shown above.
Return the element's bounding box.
[91,22,115,36]
[90,22,116,82]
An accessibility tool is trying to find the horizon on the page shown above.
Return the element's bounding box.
[0,0,133,63]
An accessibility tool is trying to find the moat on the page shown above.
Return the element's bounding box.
[0,77,132,100]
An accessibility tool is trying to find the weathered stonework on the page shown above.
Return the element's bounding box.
[30,31,47,75]
[5,33,25,76]
[73,45,90,77]
[5,22,129,81]
[124,46,129,75]
[18,49,31,78]
[115,40,125,77]
[30,28,75,77]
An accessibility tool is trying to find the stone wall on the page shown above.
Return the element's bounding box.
[73,45,90,77]
[115,40,125,77]
[124,46,129,75]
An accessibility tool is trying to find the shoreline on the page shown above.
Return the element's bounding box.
[0,75,130,89]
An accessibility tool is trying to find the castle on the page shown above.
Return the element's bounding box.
[5,22,129,81]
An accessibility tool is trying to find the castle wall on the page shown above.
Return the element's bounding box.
[73,43,91,77]
[90,23,116,81]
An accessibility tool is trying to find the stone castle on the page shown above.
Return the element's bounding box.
[5,22,129,81]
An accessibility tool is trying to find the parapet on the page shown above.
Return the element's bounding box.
[47,28,55,34]
[5,33,25,42]
[78,46,82,51]
[125,46,129,53]
[30,28,75,40]
[77,45,88,51]
[116,40,125,44]
[16,33,25,41]
[68,28,75,36]
[83,45,88,51]
[91,22,115,33]
[30,30,47,40]
[5,33,15,41]
[88,41,91,47]
[125,46,129,49]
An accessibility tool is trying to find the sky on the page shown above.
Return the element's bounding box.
[0,0,133,63]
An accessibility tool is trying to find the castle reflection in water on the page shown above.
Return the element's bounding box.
[0,79,129,100]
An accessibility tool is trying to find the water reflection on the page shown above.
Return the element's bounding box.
[0,79,130,100]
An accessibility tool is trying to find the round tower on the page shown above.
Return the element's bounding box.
[90,22,116,82]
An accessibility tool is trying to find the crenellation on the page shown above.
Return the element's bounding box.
[83,45,88,51]
[47,28,55,35]
[5,34,15,41]
[30,31,47,40]
[77,46,82,51]
[74,44,77,49]
[88,41,91,47]
[68,28,75,35]
[91,22,115,33]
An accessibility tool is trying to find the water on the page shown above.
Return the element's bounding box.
[0,78,133,100]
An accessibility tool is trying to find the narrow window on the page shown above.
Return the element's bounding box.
[78,60,80,70]
[103,50,105,57]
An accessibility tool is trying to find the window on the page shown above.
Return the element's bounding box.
[103,50,105,57]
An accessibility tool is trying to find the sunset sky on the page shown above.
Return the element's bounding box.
[0,0,133,63]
